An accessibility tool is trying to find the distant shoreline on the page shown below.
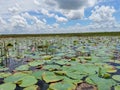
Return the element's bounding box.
[0,32,120,38]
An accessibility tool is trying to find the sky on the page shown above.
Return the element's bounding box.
[0,0,120,34]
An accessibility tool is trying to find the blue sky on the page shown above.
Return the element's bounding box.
[0,0,120,34]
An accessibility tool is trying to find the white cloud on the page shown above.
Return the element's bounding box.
[34,0,40,5]
[55,15,68,22]
[49,0,97,19]
[41,9,55,17]
[0,0,120,34]
[0,17,6,24]
[9,15,27,28]
[89,6,115,22]
[88,5,119,30]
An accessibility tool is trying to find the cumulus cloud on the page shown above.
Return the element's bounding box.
[89,5,115,23]
[88,5,119,30]
[55,0,97,10]
[41,9,55,17]
[49,0,97,19]
[0,0,119,34]
[9,15,27,28]
[55,15,68,22]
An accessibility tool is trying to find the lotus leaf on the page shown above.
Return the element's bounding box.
[28,60,44,67]
[42,55,53,60]
[115,85,120,90]
[32,70,44,80]
[48,82,76,90]
[66,72,86,80]
[54,71,67,76]
[112,75,120,82]
[0,72,11,78]
[86,75,116,90]
[19,76,37,87]
[42,72,64,83]
[43,65,61,71]
[0,83,16,90]
[23,85,39,90]
[63,77,82,85]
[0,67,9,72]
[103,64,117,73]
[116,66,120,69]
[15,65,29,71]
[4,72,28,83]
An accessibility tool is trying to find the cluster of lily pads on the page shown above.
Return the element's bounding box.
[0,36,120,90]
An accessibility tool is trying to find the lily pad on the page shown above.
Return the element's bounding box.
[4,72,28,83]
[0,83,16,90]
[48,82,76,90]
[0,72,12,78]
[103,64,117,73]
[15,65,29,71]
[0,67,9,72]
[42,72,64,83]
[19,76,37,87]
[28,60,44,67]
[115,85,120,90]
[32,70,44,80]
[86,75,116,90]
[43,65,61,71]
[42,55,53,60]
[112,75,120,82]
[23,85,39,90]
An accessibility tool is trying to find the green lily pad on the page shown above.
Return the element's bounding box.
[23,85,39,90]
[66,72,86,80]
[32,70,44,80]
[0,83,16,90]
[86,75,116,90]
[112,75,120,82]
[63,77,82,85]
[0,67,9,72]
[43,65,61,71]
[4,72,28,83]
[103,65,117,73]
[42,72,64,83]
[54,71,67,76]
[15,65,29,71]
[0,72,12,78]
[116,66,120,69]
[28,60,44,67]
[48,82,76,90]
[42,55,53,60]
[19,76,37,87]
[115,85,120,90]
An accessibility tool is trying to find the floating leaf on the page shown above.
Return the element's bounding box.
[28,60,44,67]
[0,67,9,72]
[0,72,12,78]
[66,72,85,80]
[86,75,116,90]
[42,72,64,83]
[4,72,28,83]
[43,65,61,71]
[15,65,29,71]
[115,85,120,90]
[103,64,117,73]
[63,77,82,85]
[54,71,67,76]
[112,75,120,82]
[42,55,53,60]
[0,83,16,90]
[19,76,37,87]
[23,85,39,90]
[48,82,76,90]
[32,70,44,80]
